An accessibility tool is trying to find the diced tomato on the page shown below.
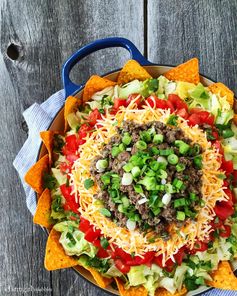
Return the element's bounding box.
[126,251,155,266]
[214,201,234,220]
[224,188,235,205]
[65,153,79,163]
[114,259,130,274]
[126,94,143,108]
[168,94,188,111]
[97,248,110,258]
[219,225,232,238]
[189,241,208,254]
[189,108,203,114]
[174,247,186,265]
[60,184,79,214]
[188,113,201,126]
[221,159,234,176]
[176,108,189,119]
[211,130,219,140]
[84,227,101,243]
[78,123,92,139]
[79,217,91,233]
[210,217,223,229]
[189,109,214,126]
[114,98,127,109]
[65,134,78,152]
[146,95,168,109]
[59,162,72,174]
[88,108,102,127]
[166,100,175,113]
[164,258,175,272]
[113,247,133,262]
[153,254,163,268]
[212,140,224,155]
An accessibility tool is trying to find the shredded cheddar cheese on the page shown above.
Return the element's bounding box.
[70,99,228,262]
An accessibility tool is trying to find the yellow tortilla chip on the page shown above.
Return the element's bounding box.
[117,59,152,85]
[24,154,49,194]
[115,278,148,296]
[207,261,237,290]
[33,188,52,228]
[155,287,187,296]
[208,82,234,107]
[82,75,116,102]
[164,58,200,84]
[76,260,112,288]
[44,228,78,270]
[40,131,57,163]
[64,96,82,132]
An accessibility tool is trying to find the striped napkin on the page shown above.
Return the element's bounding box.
[13,90,236,296]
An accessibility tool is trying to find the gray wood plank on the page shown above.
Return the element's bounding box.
[0,0,144,295]
[147,0,237,94]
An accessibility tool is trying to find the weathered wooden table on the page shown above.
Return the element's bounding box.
[1,0,236,295]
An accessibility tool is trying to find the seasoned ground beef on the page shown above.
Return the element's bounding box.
[90,120,203,238]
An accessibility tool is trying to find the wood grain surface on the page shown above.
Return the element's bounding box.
[0,0,236,295]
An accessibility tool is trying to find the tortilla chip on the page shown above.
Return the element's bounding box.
[82,75,116,103]
[64,96,82,132]
[155,287,187,296]
[33,188,52,228]
[76,260,112,288]
[40,131,57,163]
[115,278,148,296]
[233,114,237,125]
[208,82,234,107]
[164,58,200,84]
[207,261,237,290]
[24,154,49,194]
[44,228,78,270]
[117,59,152,85]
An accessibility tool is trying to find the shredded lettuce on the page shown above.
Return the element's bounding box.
[118,80,143,99]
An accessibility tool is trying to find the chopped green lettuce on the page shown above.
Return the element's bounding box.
[51,168,67,186]
[87,86,114,110]
[118,80,143,99]
[54,221,97,257]
[127,265,146,286]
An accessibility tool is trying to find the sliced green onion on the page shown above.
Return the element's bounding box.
[157,156,168,165]
[123,163,133,172]
[175,140,190,155]
[176,163,186,172]
[149,160,159,171]
[189,193,197,201]
[158,169,168,179]
[122,132,132,145]
[146,169,156,177]
[138,176,157,190]
[162,193,172,205]
[96,159,108,172]
[100,208,111,217]
[118,204,125,213]
[121,173,133,185]
[119,143,125,152]
[167,114,178,126]
[101,173,111,185]
[156,184,165,191]
[173,178,183,189]
[176,211,185,221]
[84,178,94,189]
[165,183,175,193]
[167,154,179,165]
[140,130,152,143]
[121,196,130,208]
[159,149,174,156]
[194,155,202,169]
[133,184,143,193]
[131,166,141,178]
[111,146,121,157]
[189,143,201,156]
[153,134,164,144]
[136,140,147,150]
[150,147,160,155]
[174,198,186,208]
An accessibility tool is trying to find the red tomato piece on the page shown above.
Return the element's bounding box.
[65,134,78,152]
[189,241,208,254]
[168,94,188,111]
[146,95,168,109]
[224,188,235,205]
[174,247,186,265]
[78,123,92,139]
[219,225,231,238]
[189,108,203,114]
[88,108,102,127]
[126,94,143,108]
[221,159,234,176]
[164,258,175,272]
[166,100,175,113]
[79,217,91,233]
[60,184,79,214]
[126,251,155,266]
[97,248,110,258]
[189,109,214,126]
[210,217,223,229]
[65,153,79,163]
[153,254,163,268]
[113,247,133,262]
[212,131,219,140]
[114,259,130,274]
[212,140,224,155]
[188,113,201,126]
[214,201,234,220]
[114,98,127,109]
[59,162,72,174]
[176,108,189,119]
[84,227,101,243]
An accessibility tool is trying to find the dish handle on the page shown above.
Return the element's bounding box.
[62,37,153,98]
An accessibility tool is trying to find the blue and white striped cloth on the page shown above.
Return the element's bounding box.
[13,90,237,296]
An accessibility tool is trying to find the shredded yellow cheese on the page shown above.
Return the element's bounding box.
[70,99,228,261]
